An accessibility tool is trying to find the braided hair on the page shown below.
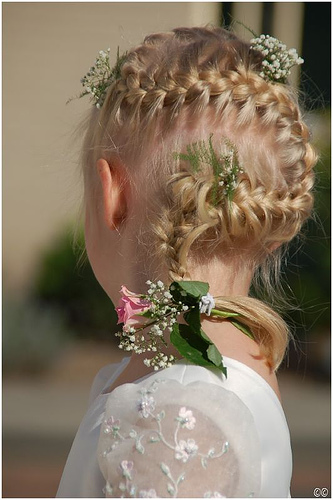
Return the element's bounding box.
[82,26,317,369]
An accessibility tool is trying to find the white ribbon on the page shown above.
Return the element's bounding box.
[199,293,215,316]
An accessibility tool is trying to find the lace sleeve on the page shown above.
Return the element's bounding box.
[97,377,261,498]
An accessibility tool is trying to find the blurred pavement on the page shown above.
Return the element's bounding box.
[3,342,330,498]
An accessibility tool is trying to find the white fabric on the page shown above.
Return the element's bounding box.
[56,357,292,498]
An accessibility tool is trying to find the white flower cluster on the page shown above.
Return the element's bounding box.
[250,34,304,83]
[143,352,176,371]
[218,149,244,198]
[116,280,189,371]
[80,48,111,108]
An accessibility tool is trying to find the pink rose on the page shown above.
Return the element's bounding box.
[116,285,151,326]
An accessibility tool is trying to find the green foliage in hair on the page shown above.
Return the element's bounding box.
[67,46,128,108]
[174,134,243,206]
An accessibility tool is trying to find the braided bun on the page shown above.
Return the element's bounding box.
[82,26,317,370]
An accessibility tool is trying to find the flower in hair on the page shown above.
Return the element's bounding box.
[174,135,243,206]
[199,293,215,316]
[250,34,304,83]
[115,280,254,376]
[67,47,127,108]
[116,285,151,326]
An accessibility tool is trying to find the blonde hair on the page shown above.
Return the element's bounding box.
[81,26,317,370]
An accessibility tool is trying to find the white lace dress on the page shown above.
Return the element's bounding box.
[56,357,292,498]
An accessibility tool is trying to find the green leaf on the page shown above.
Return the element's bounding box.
[170,324,212,367]
[184,307,201,334]
[206,344,222,366]
[170,281,209,306]
[230,319,255,340]
[199,328,211,343]
[170,324,226,376]
[176,281,209,298]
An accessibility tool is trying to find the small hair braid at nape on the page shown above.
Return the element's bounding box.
[153,171,222,283]
[152,206,188,282]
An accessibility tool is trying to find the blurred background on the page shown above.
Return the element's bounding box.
[3,2,330,497]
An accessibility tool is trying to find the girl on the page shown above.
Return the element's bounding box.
[57,26,316,497]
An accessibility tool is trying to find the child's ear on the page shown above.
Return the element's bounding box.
[96,158,128,230]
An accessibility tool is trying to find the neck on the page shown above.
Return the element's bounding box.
[185,256,254,297]
[124,258,254,367]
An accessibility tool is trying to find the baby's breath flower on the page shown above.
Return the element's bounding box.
[68,47,127,108]
[116,279,221,373]
[250,34,304,83]
[151,324,163,336]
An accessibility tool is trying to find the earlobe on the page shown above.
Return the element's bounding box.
[96,158,127,230]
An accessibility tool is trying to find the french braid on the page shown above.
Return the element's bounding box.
[83,26,317,369]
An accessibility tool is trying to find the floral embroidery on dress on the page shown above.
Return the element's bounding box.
[204,492,226,498]
[137,393,156,418]
[176,407,196,429]
[100,379,230,497]
[139,489,158,498]
[104,416,121,437]
[175,439,198,462]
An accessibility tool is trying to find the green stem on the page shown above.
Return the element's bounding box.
[232,20,258,38]
[210,309,240,318]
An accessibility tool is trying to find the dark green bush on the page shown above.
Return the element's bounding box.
[34,226,118,342]
[3,297,72,375]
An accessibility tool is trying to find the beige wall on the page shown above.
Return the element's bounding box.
[3,2,220,292]
[3,2,306,292]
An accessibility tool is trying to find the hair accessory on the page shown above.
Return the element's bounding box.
[199,293,215,316]
[250,34,304,83]
[174,135,244,206]
[67,47,127,108]
[115,280,254,376]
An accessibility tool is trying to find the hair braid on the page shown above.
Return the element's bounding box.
[83,26,318,370]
